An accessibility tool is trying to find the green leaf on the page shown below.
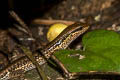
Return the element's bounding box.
[54,50,84,72]
[54,30,120,73]
[55,47,120,73]
[82,30,120,52]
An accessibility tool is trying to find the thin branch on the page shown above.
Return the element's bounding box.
[9,11,47,80]
[20,46,48,80]
[71,71,120,79]
[9,11,33,37]
[32,19,75,26]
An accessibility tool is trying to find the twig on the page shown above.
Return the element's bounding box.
[32,19,75,26]
[9,11,47,80]
[9,11,33,38]
[71,71,120,79]
[14,24,30,35]
[20,46,48,80]
[51,55,70,75]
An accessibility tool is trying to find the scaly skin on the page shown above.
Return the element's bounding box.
[0,22,89,80]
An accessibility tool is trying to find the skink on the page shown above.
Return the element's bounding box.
[0,22,89,80]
